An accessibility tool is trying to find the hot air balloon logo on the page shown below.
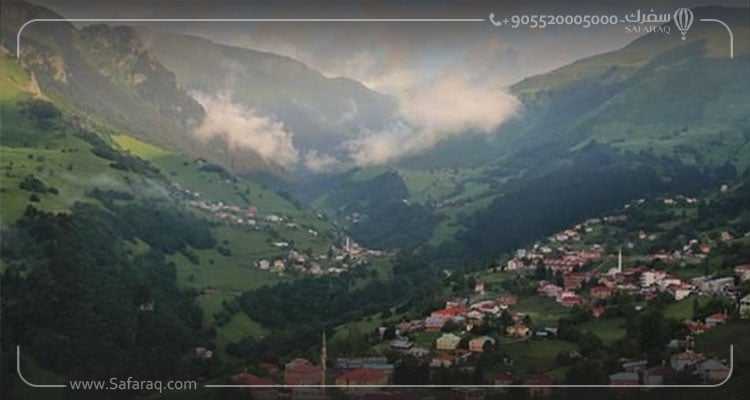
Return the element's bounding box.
[673,8,694,40]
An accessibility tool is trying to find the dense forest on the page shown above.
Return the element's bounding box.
[225,255,443,361]
[453,144,738,260]
[0,196,217,397]
[321,170,442,250]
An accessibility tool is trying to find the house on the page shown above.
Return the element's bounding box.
[466,310,485,322]
[507,259,523,271]
[559,293,583,307]
[506,323,531,338]
[591,285,612,300]
[259,362,280,377]
[431,305,468,320]
[334,357,393,373]
[451,387,485,400]
[527,374,554,398]
[390,339,413,350]
[696,359,730,382]
[534,327,550,338]
[493,371,514,392]
[564,272,591,291]
[740,294,750,320]
[609,371,639,386]
[430,354,456,368]
[591,306,606,318]
[284,359,323,386]
[469,336,496,353]
[640,271,657,287]
[425,316,446,332]
[396,320,423,334]
[405,346,431,358]
[543,326,559,337]
[335,368,389,386]
[494,371,514,386]
[477,302,501,315]
[194,347,212,359]
[666,284,691,301]
[497,294,518,306]
[622,360,648,373]
[657,275,682,289]
[231,371,273,386]
[643,366,673,385]
[705,313,729,327]
[538,282,563,298]
[735,264,750,281]
[687,322,708,335]
[699,277,735,294]
[474,281,486,294]
[231,372,276,400]
[436,333,462,350]
[670,352,704,371]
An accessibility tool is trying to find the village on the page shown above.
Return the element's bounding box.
[172,181,388,277]
[218,194,750,400]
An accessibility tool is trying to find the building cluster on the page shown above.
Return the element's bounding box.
[256,236,387,277]
[608,350,730,386]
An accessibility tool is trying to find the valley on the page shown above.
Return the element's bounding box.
[1,1,749,399]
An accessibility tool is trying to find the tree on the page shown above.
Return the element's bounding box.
[393,357,429,385]
[578,332,604,357]
[565,360,608,384]
[382,326,397,340]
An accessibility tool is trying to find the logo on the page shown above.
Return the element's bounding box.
[673,8,694,40]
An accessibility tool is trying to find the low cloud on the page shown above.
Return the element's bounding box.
[347,74,520,165]
[191,92,299,166]
[303,150,339,172]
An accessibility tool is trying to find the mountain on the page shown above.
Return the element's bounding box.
[411,6,750,172]
[137,28,398,160]
[1,0,283,174]
[1,46,344,396]
[301,6,750,261]
[2,0,401,174]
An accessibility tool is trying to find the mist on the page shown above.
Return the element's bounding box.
[346,74,520,165]
[191,92,299,166]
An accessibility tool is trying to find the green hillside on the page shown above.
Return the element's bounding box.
[0,0,280,174]
[138,28,396,152]
[313,7,750,257]
[0,52,343,390]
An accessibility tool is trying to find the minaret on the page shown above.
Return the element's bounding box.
[617,247,623,274]
[321,330,327,388]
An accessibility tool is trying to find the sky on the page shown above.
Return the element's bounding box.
[34,0,747,87]
[28,0,750,167]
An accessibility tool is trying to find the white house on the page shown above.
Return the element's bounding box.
[740,294,750,320]
[609,372,639,386]
[436,333,461,351]
[735,264,750,281]
[667,284,691,301]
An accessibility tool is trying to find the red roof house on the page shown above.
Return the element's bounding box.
[335,368,389,386]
